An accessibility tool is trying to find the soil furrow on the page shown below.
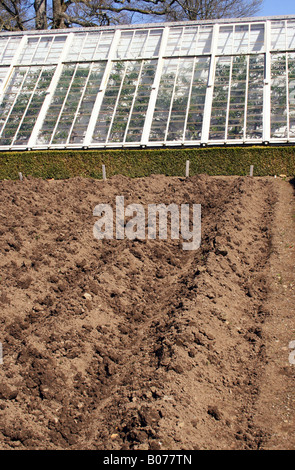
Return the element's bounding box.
[0,174,293,450]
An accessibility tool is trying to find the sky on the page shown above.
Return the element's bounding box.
[258,0,295,17]
[132,0,295,24]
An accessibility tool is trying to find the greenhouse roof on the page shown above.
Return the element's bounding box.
[0,15,295,150]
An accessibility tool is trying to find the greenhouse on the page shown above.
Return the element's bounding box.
[0,15,295,151]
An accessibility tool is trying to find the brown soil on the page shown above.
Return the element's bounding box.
[0,174,294,450]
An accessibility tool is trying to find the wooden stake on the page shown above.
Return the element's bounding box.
[102,164,106,180]
[186,160,190,178]
[18,172,23,181]
[250,165,254,177]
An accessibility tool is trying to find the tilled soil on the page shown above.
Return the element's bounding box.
[0,174,294,450]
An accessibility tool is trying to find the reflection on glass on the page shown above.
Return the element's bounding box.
[210,54,263,140]
[185,57,209,141]
[150,58,179,141]
[15,67,55,144]
[271,53,287,138]
[67,32,113,62]
[0,66,54,145]
[93,60,156,144]
[0,37,22,64]
[271,21,286,51]
[287,21,295,49]
[289,53,295,137]
[227,56,247,139]
[250,24,264,52]
[37,62,106,145]
[209,57,231,140]
[126,60,157,142]
[151,57,209,142]
[165,26,212,56]
[116,30,162,59]
[0,67,9,86]
[217,27,233,55]
[37,64,75,144]
[271,52,295,139]
[69,63,105,143]
[246,55,264,139]
[18,36,66,64]
[167,59,194,141]
[234,25,249,54]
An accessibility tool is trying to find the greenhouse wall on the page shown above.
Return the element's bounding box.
[0,15,295,151]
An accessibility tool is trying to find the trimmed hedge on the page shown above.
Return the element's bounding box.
[0,146,294,180]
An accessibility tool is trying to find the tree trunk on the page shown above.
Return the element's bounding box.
[52,0,66,29]
[34,0,47,30]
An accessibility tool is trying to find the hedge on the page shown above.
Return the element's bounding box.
[0,145,294,180]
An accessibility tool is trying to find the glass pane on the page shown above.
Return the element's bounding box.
[116,32,134,59]
[165,26,212,56]
[108,61,142,142]
[181,27,199,55]
[93,32,113,60]
[129,31,149,57]
[0,67,9,86]
[250,24,264,52]
[69,62,106,144]
[18,38,39,64]
[227,55,247,139]
[92,61,125,143]
[52,64,90,144]
[149,58,179,141]
[37,64,76,144]
[17,36,66,64]
[197,26,213,54]
[116,30,162,59]
[0,37,22,64]
[165,28,183,56]
[31,37,53,63]
[289,53,295,138]
[14,66,55,145]
[167,58,194,141]
[46,36,67,63]
[66,34,87,61]
[271,21,286,50]
[287,21,295,49]
[69,32,114,62]
[126,60,157,142]
[0,67,29,144]
[185,57,210,141]
[234,25,249,54]
[271,53,287,138]
[217,27,233,55]
[209,57,231,140]
[246,55,264,139]
[145,30,162,57]
[67,33,113,62]
[79,33,101,61]
[0,66,54,145]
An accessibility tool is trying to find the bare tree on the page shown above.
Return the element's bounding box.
[74,0,264,25]
[0,0,263,31]
[0,0,30,30]
[162,0,264,21]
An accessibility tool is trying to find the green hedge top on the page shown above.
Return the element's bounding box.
[0,146,294,180]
